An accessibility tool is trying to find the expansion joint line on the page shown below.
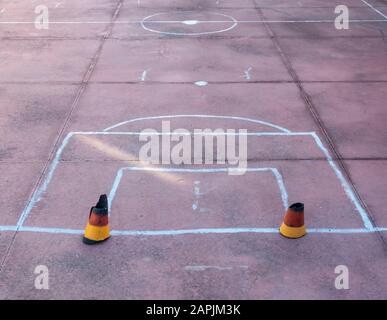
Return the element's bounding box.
[251,0,386,248]
[0,0,125,274]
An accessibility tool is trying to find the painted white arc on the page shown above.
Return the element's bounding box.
[103,115,292,133]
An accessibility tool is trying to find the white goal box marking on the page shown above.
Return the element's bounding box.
[6,115,385,235]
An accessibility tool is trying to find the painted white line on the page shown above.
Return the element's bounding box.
[74,131,313,136]
[107,167,124,211]
[72,132,316,137]
[0,226,386,236]
[270,168,289,210]
[311,133,373,230]
[361,0,387,20]
[19,226,83,235]
[15,115,371,231]
[194,181,203,197]
[103,115,292,133]
[107,167,289,212]
[0,20,386,24]
[16,132,74,227]
[15,129,366,227]
[74,131,310,136]
[192,180,202,212]
[0,226,17,231]
[375,227,387,232]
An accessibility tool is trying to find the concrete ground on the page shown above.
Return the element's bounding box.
[0,0,387,299]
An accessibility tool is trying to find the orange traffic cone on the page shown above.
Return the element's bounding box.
[279,202,306,239]
[83,194,110,245]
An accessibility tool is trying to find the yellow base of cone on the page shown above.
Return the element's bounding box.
[279,223,306,239]
[84,223,110,242]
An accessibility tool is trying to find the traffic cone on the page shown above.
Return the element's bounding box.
[83,194,110,245]
[279,202,306,239]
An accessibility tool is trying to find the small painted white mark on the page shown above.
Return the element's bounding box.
[194,81,208,87]
[194,181,203,197]
[182,20,200,25]
[0,8,6,14]
[140,70,148,82]
[193,180,204,212]
[55,3,61,8]
[244,67,252,80]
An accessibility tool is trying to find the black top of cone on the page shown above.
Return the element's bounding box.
[96,194,108,209]
[91,194,108,215]
[289,202,304,212]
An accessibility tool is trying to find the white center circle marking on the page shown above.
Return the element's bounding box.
[141,12,238,36]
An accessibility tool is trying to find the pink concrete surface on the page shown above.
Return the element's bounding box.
[303,83,387,158]
[345,160,387,229]
[0,163,44,225]
[2,0,118,10]
[0,40,100,82]
[262,7,387,38]
[0,0,386,300]
[0,85,78,160]
[67,83,319,133]
[0,232,386,299]
[23,159,366,230]
[277,37,387,81]
[90,38,292,82]
[0,7,113,39]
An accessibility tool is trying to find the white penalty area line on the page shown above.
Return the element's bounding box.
[0,225,387,235]
[15,130,374,231]
[0,19,386,24]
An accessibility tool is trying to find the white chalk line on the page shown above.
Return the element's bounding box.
[17,129,295,227]
[0,19,386,24]
[15,115,374,232]
[103,114,292,133]
[361,0,387,20]
[16,130,372,230]
[311,133,373,230]
[16,132,74,227]
[1,226,387,235]
[73,131,314,136]
[107,167,289,212]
